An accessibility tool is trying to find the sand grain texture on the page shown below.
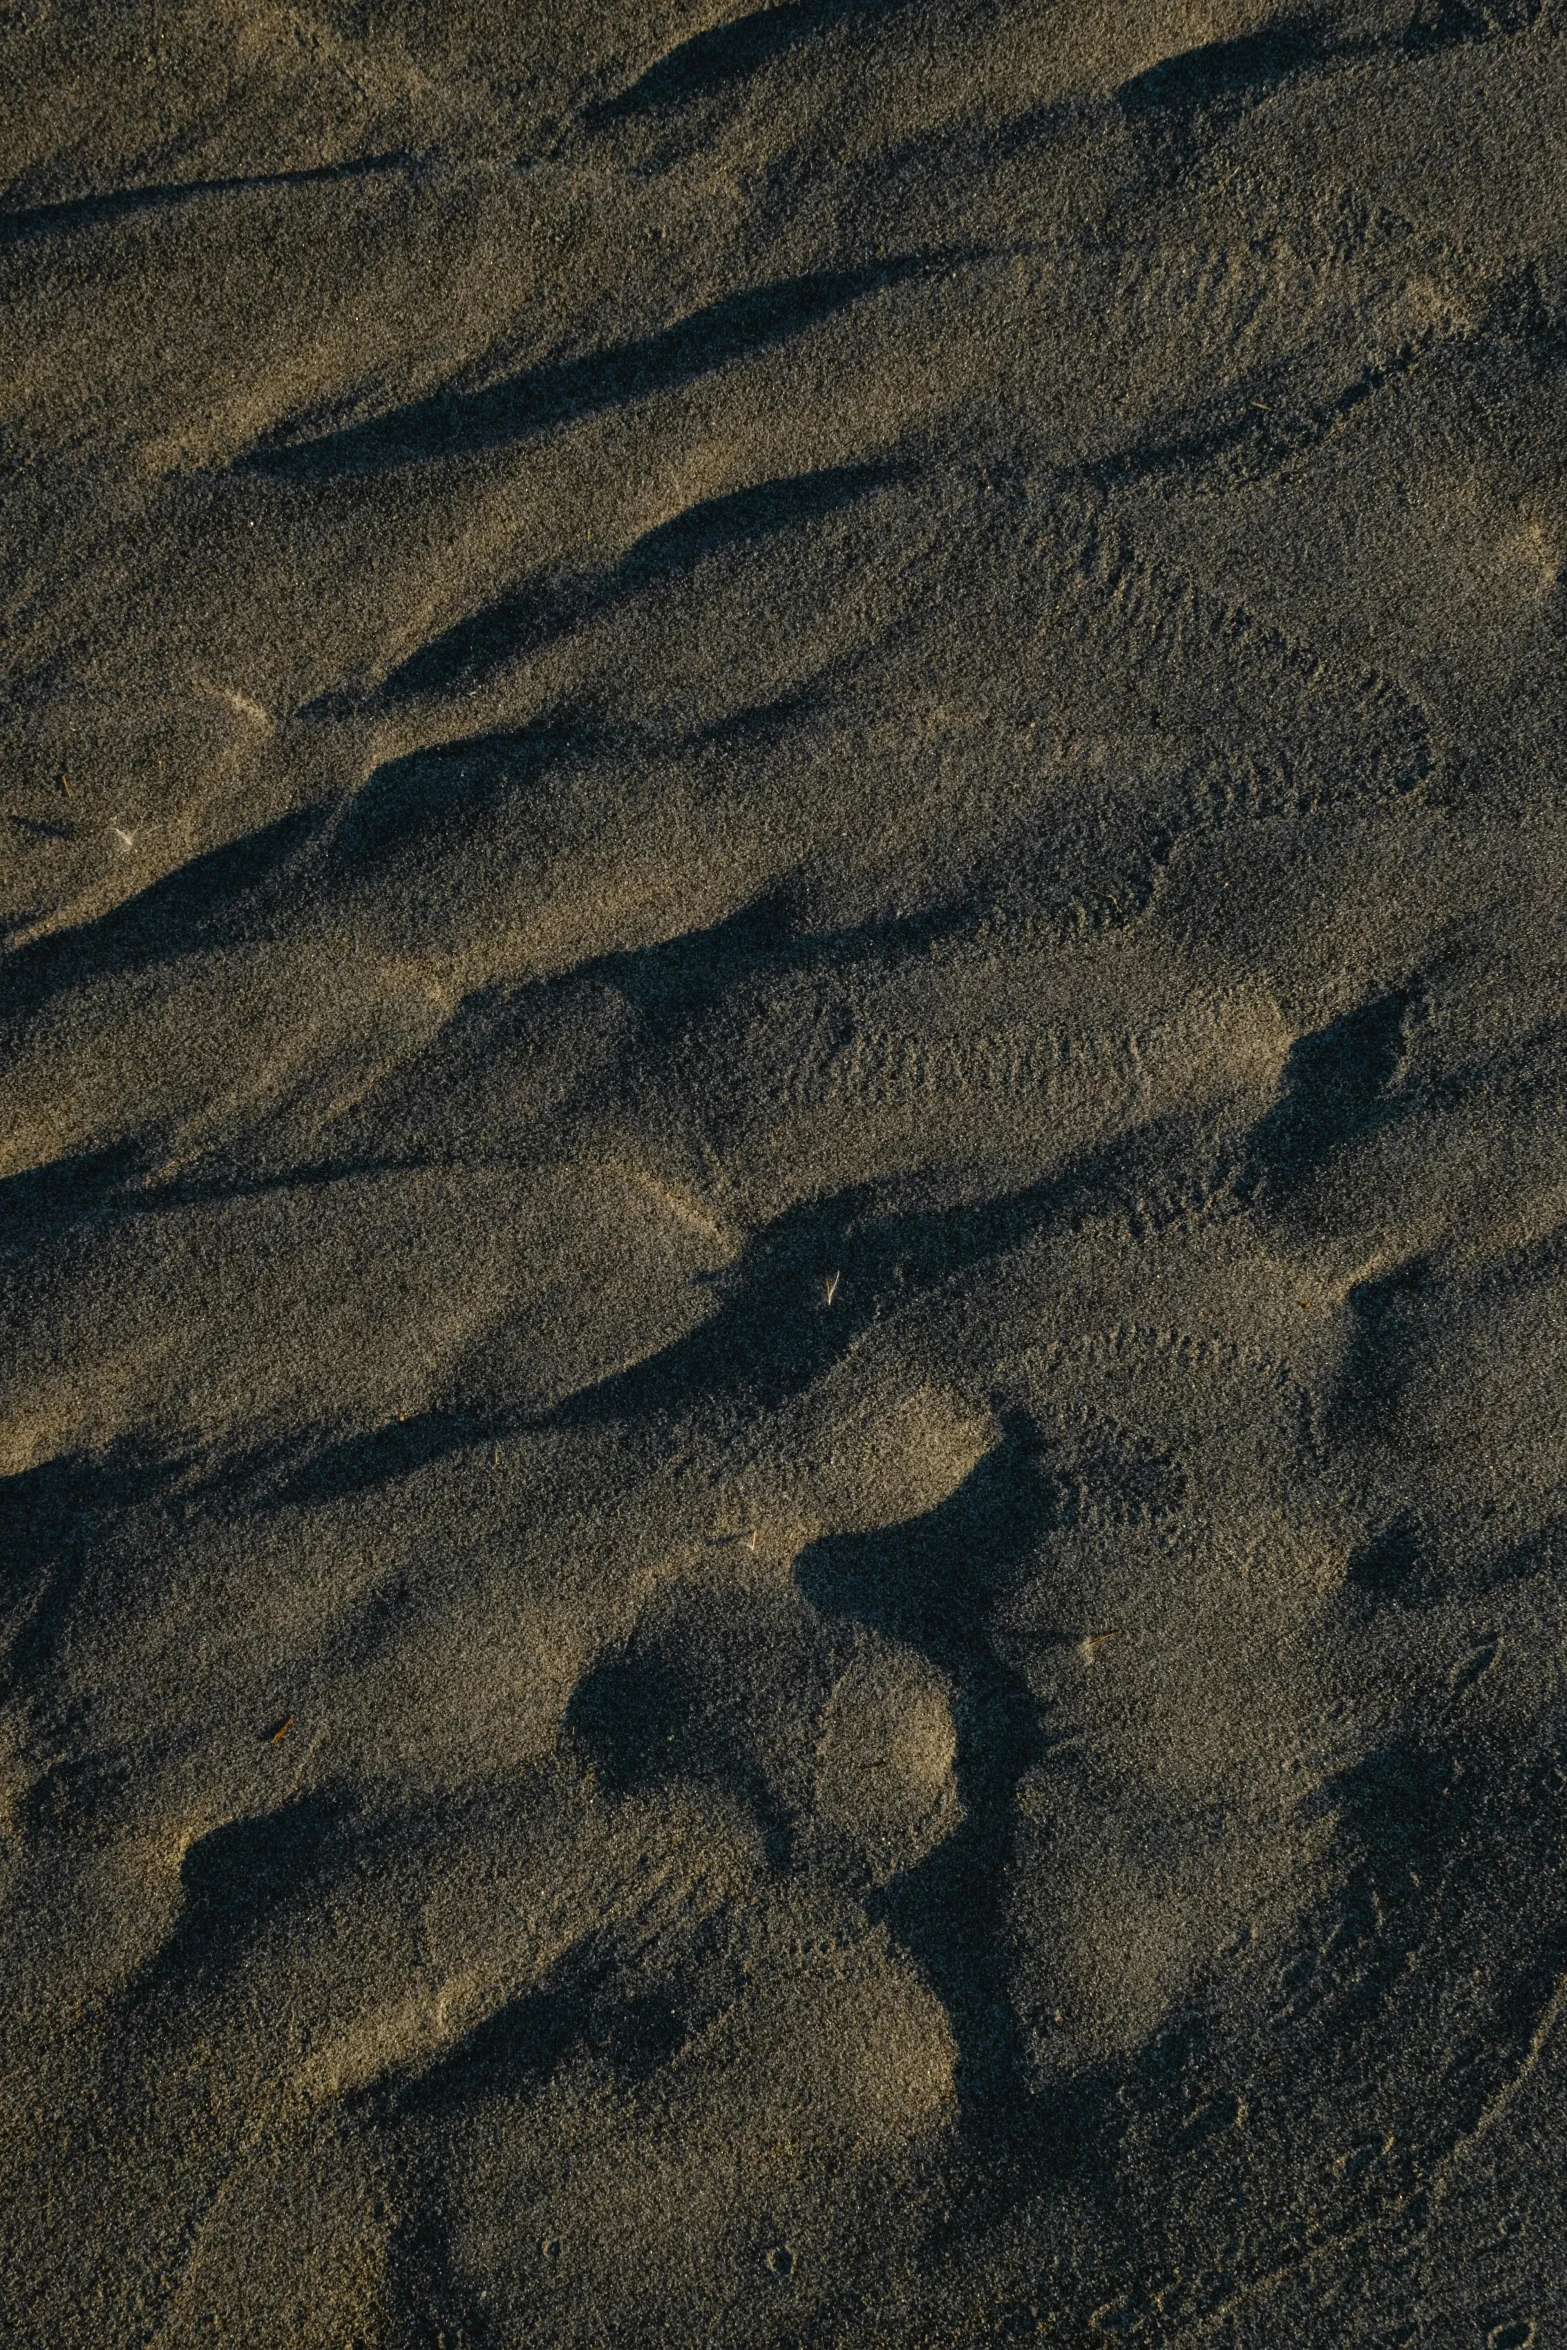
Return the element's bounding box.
[5,3,1567,2344]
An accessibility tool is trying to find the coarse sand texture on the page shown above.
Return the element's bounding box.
[4,4,1567,2345]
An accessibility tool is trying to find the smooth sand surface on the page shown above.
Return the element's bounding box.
[4,5,1567,2344]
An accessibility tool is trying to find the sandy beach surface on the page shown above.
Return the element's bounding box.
[5,5,1567,2344]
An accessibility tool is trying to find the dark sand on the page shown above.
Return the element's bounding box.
[4,4,1567,2343]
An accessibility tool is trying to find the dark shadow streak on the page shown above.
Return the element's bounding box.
[0,152,415,247]
[6,812,75,842]
[365,460,908,704]
[1117,20,1355,133]
[576,874,967,1044]
[322,716,580,835]
[1274,1733,1567,2067]
[553,1122,1183,1436]
[795,1430,1066,2178]
[1240,987,1413,1211]
[0,1440,184,1706]
[1115,3,1541,164]
[242,258,942,477]
[1401,0,1547,54]
[390,1961,613,2117]
[0,802,330,1030]
[1330,1255,1435,1443]
[131,1793,366,2001]
[0,857,953,1271]
[564,1598,805,1870]
[274,1110,1197,1509]
[585,0,922,124]
[375,1938,698,2124]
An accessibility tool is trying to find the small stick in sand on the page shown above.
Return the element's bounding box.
[823,1269,841,1306]
[1079,1632,1120,1663]
[268,1714,294,1743]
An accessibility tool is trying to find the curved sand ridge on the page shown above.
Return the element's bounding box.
[5,3,1567,2344]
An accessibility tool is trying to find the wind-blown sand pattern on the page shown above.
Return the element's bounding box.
[4,4,1567,2344]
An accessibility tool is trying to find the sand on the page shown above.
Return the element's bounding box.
[3,3,1567,2344]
